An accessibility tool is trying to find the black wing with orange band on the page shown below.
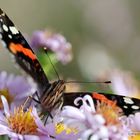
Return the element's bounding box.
[63,92,140,116]
[0,9,50,93]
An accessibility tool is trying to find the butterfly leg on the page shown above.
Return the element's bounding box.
[29,91,41,104]
[44,112,53,125]
[34,91,41,101]
[39,111,53,125]
[29,96,41,104]
[44,96,64,124]
[23,96,33,111]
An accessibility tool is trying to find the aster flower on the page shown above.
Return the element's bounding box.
[0,95,54,140]
[0,95,80,140]
[30,30,72,64]
[0,71,36,109]
[61,95,129,140]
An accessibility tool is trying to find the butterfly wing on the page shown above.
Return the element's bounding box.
[0,9,50,93]
[63,92,140,116]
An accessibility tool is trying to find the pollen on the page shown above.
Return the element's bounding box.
[0,89,14,109]
[129,134,140,140]
[55,123,78,135]
[96,101,123,125]
[7,106,38,135]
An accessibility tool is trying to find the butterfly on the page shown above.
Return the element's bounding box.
[0,8,140,117]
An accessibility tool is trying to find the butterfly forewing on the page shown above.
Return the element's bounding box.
[0,9,50,93]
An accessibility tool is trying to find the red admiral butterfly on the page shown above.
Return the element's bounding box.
[0,8,140,117]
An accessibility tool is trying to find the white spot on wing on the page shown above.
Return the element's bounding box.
[9,26,19,34]
[131,105,139,110]
[2,24,8,32]
[8,34,12,39]
[123,97,134,104]
[123,105,128,109]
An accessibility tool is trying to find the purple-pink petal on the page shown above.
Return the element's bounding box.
[132,112,140,131]
[30,30,72,64]
[62,106,85,120]
[1,95,10,117]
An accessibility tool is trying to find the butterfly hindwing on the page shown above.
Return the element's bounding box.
[0,9,50,93]
[63,92,140,116]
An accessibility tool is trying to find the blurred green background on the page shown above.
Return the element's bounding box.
[0,0,140,85]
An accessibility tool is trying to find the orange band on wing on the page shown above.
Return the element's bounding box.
[9,43,36,60]
[92,92,116,106]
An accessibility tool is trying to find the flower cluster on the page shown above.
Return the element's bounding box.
[0,94,80,140]
[0,68,140,140]
[30,30,72,64]
[0,70,80,140]
[61,95,130,140]
[0,95,53,140]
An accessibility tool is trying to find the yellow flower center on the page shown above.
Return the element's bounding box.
[129,133,140,140]
[7,106,38,135]
[96,101,122,125]
[0,89,14,109]
[55,123,78,135]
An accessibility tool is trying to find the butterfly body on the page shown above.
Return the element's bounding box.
[40,80,65,113]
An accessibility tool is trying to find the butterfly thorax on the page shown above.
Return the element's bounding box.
[40,80,65,112]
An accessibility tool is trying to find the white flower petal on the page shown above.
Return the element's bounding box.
[97,126,109,138]
[74,97,83,106]
[83,95,96,112]
[133,112,140,131]
[24,135,40,140]
[0,124,11,135]
[32,107,49,135]
[81,129,93,140]
[94,114,106,125]
[1,95,10,117]
[8,132,22,140]
[90,135,99,140]
[62,106,85,120]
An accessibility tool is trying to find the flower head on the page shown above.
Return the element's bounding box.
[96,100,122,126]
[7,107,37,135]
[61,94,129,140]
[30,30,72,64]
[0,71,36,109]
[0,95,52,140]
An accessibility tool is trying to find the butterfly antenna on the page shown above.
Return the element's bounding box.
[66,80,111,84]
[44,47,60,80]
